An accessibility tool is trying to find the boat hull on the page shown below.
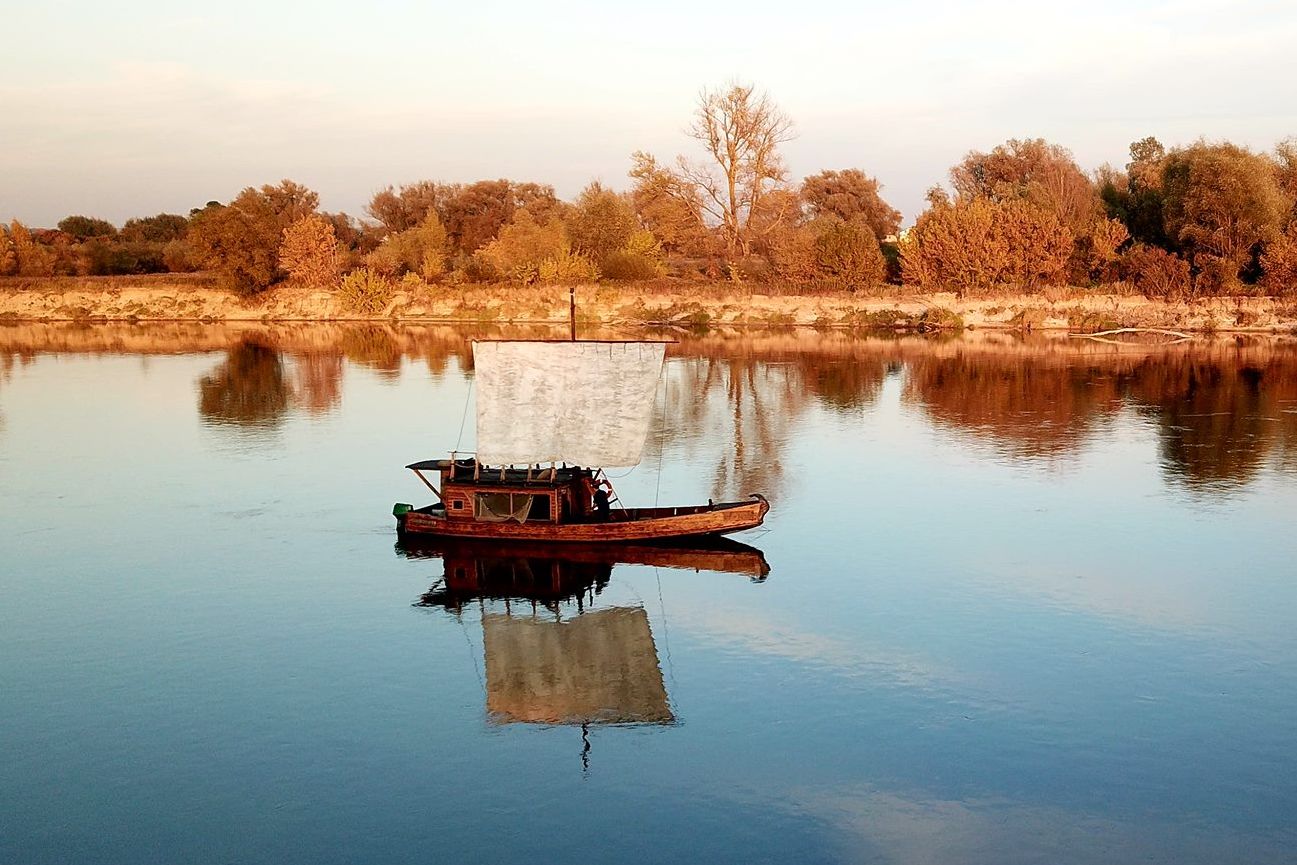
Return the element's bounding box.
[397,494,769,544]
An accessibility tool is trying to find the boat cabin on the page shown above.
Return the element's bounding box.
[406,458,607,525]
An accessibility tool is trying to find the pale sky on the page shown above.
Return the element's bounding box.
[2,0,1295,227]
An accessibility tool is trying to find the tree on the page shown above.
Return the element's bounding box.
[366,180,448,236]
[994,200,1073,289]
[1272,138,1297,225]
[634,83,794,260]
[1101,137,1171,248]
[187,180,320,293]
[279,215,341,286]
[901,198,1007,294]
[629,152,711,254]
[814,219,887,287]
[1261,225,1297,295]
[57,215,117,240]
[439,179,560,257]
[365,213,448,281]
[0,226,16,275]
[8,220,55,277]
[567,182,638,264]
[472,209,567,282]
[120,213,188,243]
[1161,142,1288,289]
[950,138,1100,236]
[801,169,901,240]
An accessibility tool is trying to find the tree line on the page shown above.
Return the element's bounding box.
[2,83,1295,300]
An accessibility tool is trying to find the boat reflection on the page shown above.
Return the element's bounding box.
[400,537,769,611]
[401,539,769,732]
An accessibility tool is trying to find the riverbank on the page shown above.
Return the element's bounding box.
[2,276,1296,331]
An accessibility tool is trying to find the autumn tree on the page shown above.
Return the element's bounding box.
[1161,142,1288,290]
[120,213,189,243]
[634,83,794,260]
[628,152,711,254]
[951,138,1100,235]
[366,213,448,281]
[994,200,1073,289]
[901,198,1006,294]
[440,180,560,257]
[279,215,341,286]
[0,226,16,275]
[1261,225,1297,295]
[472,209,595,283]
[567,182,638,264]
[57,215,117,240]
[814,219,887,286]
[366,180,447,236]
[188,180,320,293]
[8,220,55,277]
[801,169,901,240]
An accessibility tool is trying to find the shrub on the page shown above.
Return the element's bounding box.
[473,210,566,283]
[602,250,664,280]
[538,248,599,282]
[1120,243,1192,299]
[162,239,200,273]
[814,219,886,288]
[337,268,395,314]
[279,215,341,286]
[84,240,167,275]
[902,198,1006,294]
[994,199,1073,290]
[365,214,447,281]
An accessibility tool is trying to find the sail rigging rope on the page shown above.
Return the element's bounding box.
[454,376,474,452]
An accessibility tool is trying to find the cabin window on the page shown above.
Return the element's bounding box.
[474,493,537,523]
[452,500,465,510]
[528,495,551,521]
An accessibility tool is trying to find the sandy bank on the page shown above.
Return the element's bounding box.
[2,278,1295,332]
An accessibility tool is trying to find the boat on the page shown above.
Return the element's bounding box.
[394,338,770,543]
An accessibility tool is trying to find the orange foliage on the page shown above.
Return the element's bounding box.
[1261,226,1297,296]
[279,215,340,287]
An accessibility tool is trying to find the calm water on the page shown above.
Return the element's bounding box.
[2,324,1296,865]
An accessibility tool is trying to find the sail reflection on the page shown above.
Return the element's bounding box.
[402,539,769,728]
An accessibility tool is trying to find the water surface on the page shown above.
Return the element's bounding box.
[2,324,1296,864]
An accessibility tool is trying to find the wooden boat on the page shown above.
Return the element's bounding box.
[395,338,770,543]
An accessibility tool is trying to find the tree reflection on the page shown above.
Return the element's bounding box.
[903,351,1123,459]
[197,339,291,429]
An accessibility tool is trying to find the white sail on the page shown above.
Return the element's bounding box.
[482,607,673,725]
[473,340,666,467]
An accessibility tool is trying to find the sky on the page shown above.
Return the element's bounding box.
[2,0,1295,227]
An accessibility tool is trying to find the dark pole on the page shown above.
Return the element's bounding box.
[569,286,576,341]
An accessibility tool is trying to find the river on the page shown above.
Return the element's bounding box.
[2,323,1295,864]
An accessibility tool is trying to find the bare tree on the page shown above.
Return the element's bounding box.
[641,84,795,260]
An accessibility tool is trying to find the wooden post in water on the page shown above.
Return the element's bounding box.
[569,286,576,341]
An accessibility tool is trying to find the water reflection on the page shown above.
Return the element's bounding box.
[196,339,291,429]
[5,323,1297,493]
